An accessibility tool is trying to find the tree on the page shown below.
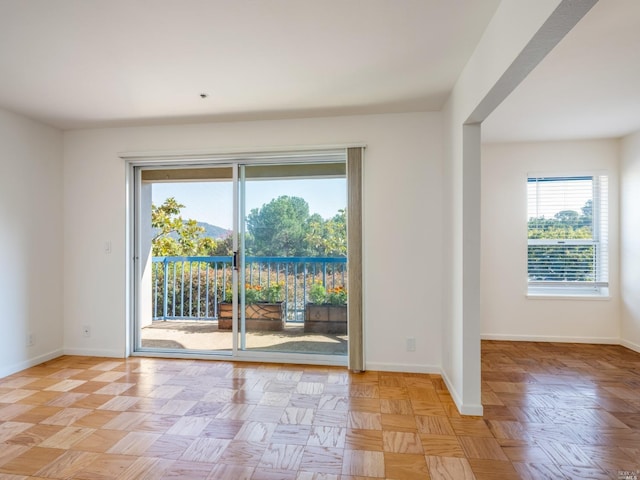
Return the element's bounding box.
[153,195,347,258]
[212,235,233,256]
[152,197,217,256]
[246,196,312,256]
[581,199,592,217]
[245,196,347,256]
[554,209,579,225]
[152,197,185,240]
[527,200,595,281]
[528,206,592,240]
[305,210,347,257]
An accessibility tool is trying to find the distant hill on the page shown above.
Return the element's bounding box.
[162,221,231,241]
[198,221,231,240]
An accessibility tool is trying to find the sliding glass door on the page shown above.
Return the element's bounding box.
[237,163,348,356]
[132,156,348,362]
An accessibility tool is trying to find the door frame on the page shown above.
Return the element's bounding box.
[124,147,360,367]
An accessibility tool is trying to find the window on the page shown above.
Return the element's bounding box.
[527,174,608,296]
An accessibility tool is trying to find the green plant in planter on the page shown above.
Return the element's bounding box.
[226,282,284,304]
[262,282,284,303]
[223,284,261,304]
[326,285,347,306]
[308,281,347,305]
[244,284,263,304]
[223,285,235,303]
[309,281,327,304]
[304,282,347,334]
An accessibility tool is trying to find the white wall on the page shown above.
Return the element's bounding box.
[621,131,640,352]
[481,140,620,343]
[63,112,445,371]
[442,0,568,415]
[0,108,64,377]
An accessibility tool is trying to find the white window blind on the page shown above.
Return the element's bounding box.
[527,175,608,295]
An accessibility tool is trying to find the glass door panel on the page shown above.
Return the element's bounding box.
[135,166,236,354]
[237,162,348,356]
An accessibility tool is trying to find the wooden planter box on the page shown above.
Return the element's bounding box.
[304,304,347,334]
[218,302,285,331]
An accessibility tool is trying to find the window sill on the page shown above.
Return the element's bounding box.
[526,294,610,301]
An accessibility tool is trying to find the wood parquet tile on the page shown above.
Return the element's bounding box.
[0,341,638,478]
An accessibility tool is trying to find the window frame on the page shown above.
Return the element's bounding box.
[526,172,609,298]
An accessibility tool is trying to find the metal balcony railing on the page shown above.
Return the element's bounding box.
[151,256,347,323]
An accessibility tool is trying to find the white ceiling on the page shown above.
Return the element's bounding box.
[0,0,500,130]
[2,1,635,141]
[483,0,640,143]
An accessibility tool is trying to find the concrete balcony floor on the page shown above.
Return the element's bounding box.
[141,320,348,355]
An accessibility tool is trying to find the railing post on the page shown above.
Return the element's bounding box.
[153,262,158,319]
[172,262,177,317]
[205,261,210,318]
[197,262,202,318]
[214,262,219,318]
[322,261,327,288]
[188,261,193,318]
[285,263,289,321]
[163,257,169,320]
[303,262,308,320]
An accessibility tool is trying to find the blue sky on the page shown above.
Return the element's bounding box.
[152,178,346,229]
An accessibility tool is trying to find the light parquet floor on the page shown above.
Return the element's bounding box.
[0,341,637,479]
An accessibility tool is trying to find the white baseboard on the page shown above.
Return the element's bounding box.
[364,362,441,374]
[481,333,620,345]
[0,349,64,379]
[621,338,640,353]
[63,348,125,358]
[440,369,484,417]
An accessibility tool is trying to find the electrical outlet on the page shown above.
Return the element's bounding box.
[27,333,34,347]
[82,325,91,338]
[406,337,416,352]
